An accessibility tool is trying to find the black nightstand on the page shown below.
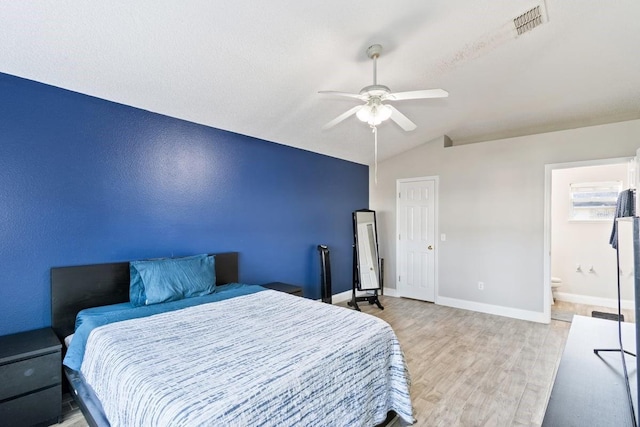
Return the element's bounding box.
[0,328,62,426]
[262,282,304,297]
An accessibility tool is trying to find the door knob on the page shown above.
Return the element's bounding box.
[427,245,433,250]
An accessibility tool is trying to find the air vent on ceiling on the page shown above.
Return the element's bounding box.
[514,5,543,35]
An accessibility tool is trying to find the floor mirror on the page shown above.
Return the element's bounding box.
[348,209,384,311]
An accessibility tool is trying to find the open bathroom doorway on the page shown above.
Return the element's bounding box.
[547,158,636,323]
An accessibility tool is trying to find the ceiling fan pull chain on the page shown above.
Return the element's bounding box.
[372,125,378,184]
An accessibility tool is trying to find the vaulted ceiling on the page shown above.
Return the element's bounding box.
[0,1,638,165]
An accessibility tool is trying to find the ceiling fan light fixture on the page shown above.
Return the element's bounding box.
[319,43,447,132]
[356,105,370,123]
[356,102,392,126]
[378,104,392,122]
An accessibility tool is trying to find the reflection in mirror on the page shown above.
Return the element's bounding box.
[355,211,380,290]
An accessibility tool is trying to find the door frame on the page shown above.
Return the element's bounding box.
[396,175,439,303]
[543,156,633,323]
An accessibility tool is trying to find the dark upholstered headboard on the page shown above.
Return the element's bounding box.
[50,252,239,341]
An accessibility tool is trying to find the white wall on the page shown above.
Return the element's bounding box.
[551,163,629,302]
[370,119,640,321]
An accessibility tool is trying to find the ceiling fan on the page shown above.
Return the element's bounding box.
[319,44,448,132]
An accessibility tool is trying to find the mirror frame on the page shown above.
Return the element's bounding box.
[353,209,382,291]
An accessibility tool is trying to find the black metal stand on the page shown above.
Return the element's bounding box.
[348,288,384,311]
[594,242,637,427]
[348,245,383,311]
[317,245,332,304]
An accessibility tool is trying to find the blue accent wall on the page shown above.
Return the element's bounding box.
[0,73,368,336]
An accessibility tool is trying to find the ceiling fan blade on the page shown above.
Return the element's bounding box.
[322,105,363,130]
[387,89,449,101]
[388,105,417,131]
[318,90,366,100]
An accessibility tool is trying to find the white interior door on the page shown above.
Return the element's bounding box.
[397,177,437,302]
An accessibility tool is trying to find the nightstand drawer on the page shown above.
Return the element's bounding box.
[0,351,61,401]
[0,385,61,427]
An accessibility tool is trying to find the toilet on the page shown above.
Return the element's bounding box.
[551,277,562,304]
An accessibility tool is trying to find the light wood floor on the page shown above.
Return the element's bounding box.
[56,393,88,427]
[346,296,570,427]
[57,296,572,427]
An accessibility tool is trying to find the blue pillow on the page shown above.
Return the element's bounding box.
[129,254,216,306]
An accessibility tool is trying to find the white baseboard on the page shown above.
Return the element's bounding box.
[331,290,352,304]
[554,291,634,310]
[382,288,399,297]
[333,289,547,323]
[437,296,548,323]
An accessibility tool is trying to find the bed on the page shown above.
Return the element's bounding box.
[51,252,413,426]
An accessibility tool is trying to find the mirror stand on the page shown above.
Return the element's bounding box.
[347,209,384,312]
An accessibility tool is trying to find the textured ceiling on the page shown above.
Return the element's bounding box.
[0,1,638,165]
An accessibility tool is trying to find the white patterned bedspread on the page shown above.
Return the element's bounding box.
[81,290,413,426]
